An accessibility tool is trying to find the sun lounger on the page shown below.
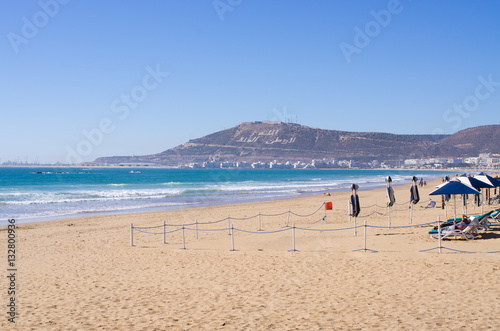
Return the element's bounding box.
[489,209,500,223]
[430,218,479,241]
[428,210,494,235]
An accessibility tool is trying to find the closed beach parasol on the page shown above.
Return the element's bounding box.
[385,176,396,228]
[410,176,420,204]
[409,176,419,223]
[350,184,360,236]
[350,184,360,217]
[386,176,395,207]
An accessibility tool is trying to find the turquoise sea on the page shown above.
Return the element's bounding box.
[0,167,452,225]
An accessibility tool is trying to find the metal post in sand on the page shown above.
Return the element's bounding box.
[387,205,391,229]
[438,216,442,254]
[163,221,166,244]
[290,223,298,252]
[348,200,352,222]
[230,224,235,251]
[410,203,413,224]
[363,220,367,251]
[130,223,134,247]
[181,224,186,250]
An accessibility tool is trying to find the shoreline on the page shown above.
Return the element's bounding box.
[4,169,454,226]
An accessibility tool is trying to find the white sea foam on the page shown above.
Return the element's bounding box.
[0,168,449,224]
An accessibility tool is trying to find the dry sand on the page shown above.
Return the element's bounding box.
[1,177,500,330]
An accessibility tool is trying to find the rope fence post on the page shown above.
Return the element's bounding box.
[410,203,413,224]
[230,224,236,251]
[258,211,262,231]
[363,220,367,251]
[227,215,231,235]
[387,205,391,229]
[348,199,352,222]
[324,201,326,219]
[289,222,298,252]
[353,221,377,253]
[181,224,186,250]
[163,221,166,244]
[195,219,198,240]
[438,216,442,254]
[130,223,134,247]
[286,209,290,227]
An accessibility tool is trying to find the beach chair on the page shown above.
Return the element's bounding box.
[428,210,494,235]
[465,210,495,231]
[489,209,500,223]
[430,218,479,241]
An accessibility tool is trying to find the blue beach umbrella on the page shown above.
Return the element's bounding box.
[456,174,493,214]
[474,172,500,209]
[429,179,480,220]
[475,172,500,187]
[457,174,493,190]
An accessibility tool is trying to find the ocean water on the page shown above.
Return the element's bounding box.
[0,167,451,225]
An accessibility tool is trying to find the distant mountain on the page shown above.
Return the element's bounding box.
[438,125,500,155]
[93,122,500,166]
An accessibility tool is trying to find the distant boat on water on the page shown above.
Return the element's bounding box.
[129,170,141,174]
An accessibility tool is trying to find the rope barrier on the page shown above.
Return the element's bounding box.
[367,221,436,229]
[260,210,290,217]
[130,204,500,254]
[227,215,259,221]
[134,217,229,229]
[289,203,325,217]
[133,227,182,235]
[311,216,326,225]
[419,246,484,254]
[295,225,360,232]
[134,203,325,229]
[234,227,292,235]
[184,227,228,232]
[357,211,382,218]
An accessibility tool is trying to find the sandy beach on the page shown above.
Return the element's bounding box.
[2,177,500,330]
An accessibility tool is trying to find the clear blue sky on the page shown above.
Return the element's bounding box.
[1,0,499,163]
